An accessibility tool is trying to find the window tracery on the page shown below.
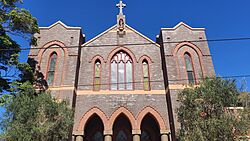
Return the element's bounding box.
[111,51,133,90]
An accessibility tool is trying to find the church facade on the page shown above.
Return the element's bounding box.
[28,1,214,141]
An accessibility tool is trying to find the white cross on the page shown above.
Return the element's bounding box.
[116,0,126,14]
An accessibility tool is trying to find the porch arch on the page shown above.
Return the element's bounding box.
[137,106,167,131]
[77,107,108,133]
[108,107,136,131]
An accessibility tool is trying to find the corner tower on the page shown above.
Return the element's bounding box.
[28,21,85,107]
[157,22,215,135]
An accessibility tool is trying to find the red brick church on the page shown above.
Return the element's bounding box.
[28,1,214,141]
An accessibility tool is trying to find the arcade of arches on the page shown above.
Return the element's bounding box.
[74,107,170,141]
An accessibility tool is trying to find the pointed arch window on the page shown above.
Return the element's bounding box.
[111,51,133,90]
[142,60,150,91]
[94,60,101,91]
[184,53,195,84]
[47,52,57,85]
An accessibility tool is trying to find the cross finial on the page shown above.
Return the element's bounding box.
[116,0,126,15]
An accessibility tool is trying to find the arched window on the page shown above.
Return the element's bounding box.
[47,52,57,85]
[140,114,161,141]
[113,114,132,141]
[85,115,104,141]
[94,60,101,91]
[142,60,150,91]
[184,53,195,84]
[111,51,133,90]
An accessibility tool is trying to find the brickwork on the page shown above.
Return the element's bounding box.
[158,22,215,132]
[29,21,215,140]
[28,21,84,106]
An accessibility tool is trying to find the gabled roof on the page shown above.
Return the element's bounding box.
[39,21,81,30]
[161,22,205,31]
[82,24,160,47]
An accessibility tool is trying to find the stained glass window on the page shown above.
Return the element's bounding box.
[184,53,195,84]
[111,51,133,90]
[47,52,57,85]
[94,60,101,91]
[143,60,150,91]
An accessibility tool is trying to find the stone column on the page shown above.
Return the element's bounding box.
[133,134,140,141]
[160,130,171,141]
[72,136,75,141]
[104,130,112,141]
[75,135,84,141]
[161,134,169,141]
[132,130,141,141]
[104,135,112,141]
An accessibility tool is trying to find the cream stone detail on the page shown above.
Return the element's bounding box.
[75,135,84,141]
[133,134,140,141]
[48,86,75,90]
[73,131,83,136]
[104,135,112,141]
[77,90,166,95]
[104,130,113,135]
[169,84,199,90]
[132,130,141,135]
[161,134,169,141]
[160,130,171,134]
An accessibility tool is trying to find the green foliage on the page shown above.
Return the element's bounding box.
[0,82,74,141]
[178,77,250,141]
[238,92,250,107]
[0,1,73,140]
[0,0,39,93]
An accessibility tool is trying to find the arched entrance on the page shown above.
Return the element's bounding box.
[84,115,104,141]
[113,114,132,141]
[140,114,161,141]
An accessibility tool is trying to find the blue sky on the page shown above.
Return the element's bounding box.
[16,0,250,90]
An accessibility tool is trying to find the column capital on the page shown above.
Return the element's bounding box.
[104,130,113,135]
[132,130,141,135]
[160,130,171,135]
[73,130,84,136]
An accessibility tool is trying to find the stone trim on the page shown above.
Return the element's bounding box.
[137,106,167,130]
[48,86,75,90]
[160,130,171,135]
[37,40,69,87]
[173,42,206,79]
[77,107,108,132]
[73,131,84,136]
[76,90,166,95]
[132,130,141,135]
[39,21,81,30]
[161,22,205,31]
[108,106,136,130]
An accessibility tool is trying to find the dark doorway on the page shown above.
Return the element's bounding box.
[140,114,161,141]
[113,114,132,141]
[84,115,104,141]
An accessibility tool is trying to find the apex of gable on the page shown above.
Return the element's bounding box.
[82,24,160,47]
[161,22,205,31]
[39,21,82,30]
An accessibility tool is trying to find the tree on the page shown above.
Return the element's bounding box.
[0,0,39,94]
[0,82,74,141]
[0,1,74,140]
[177,77,250,141]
